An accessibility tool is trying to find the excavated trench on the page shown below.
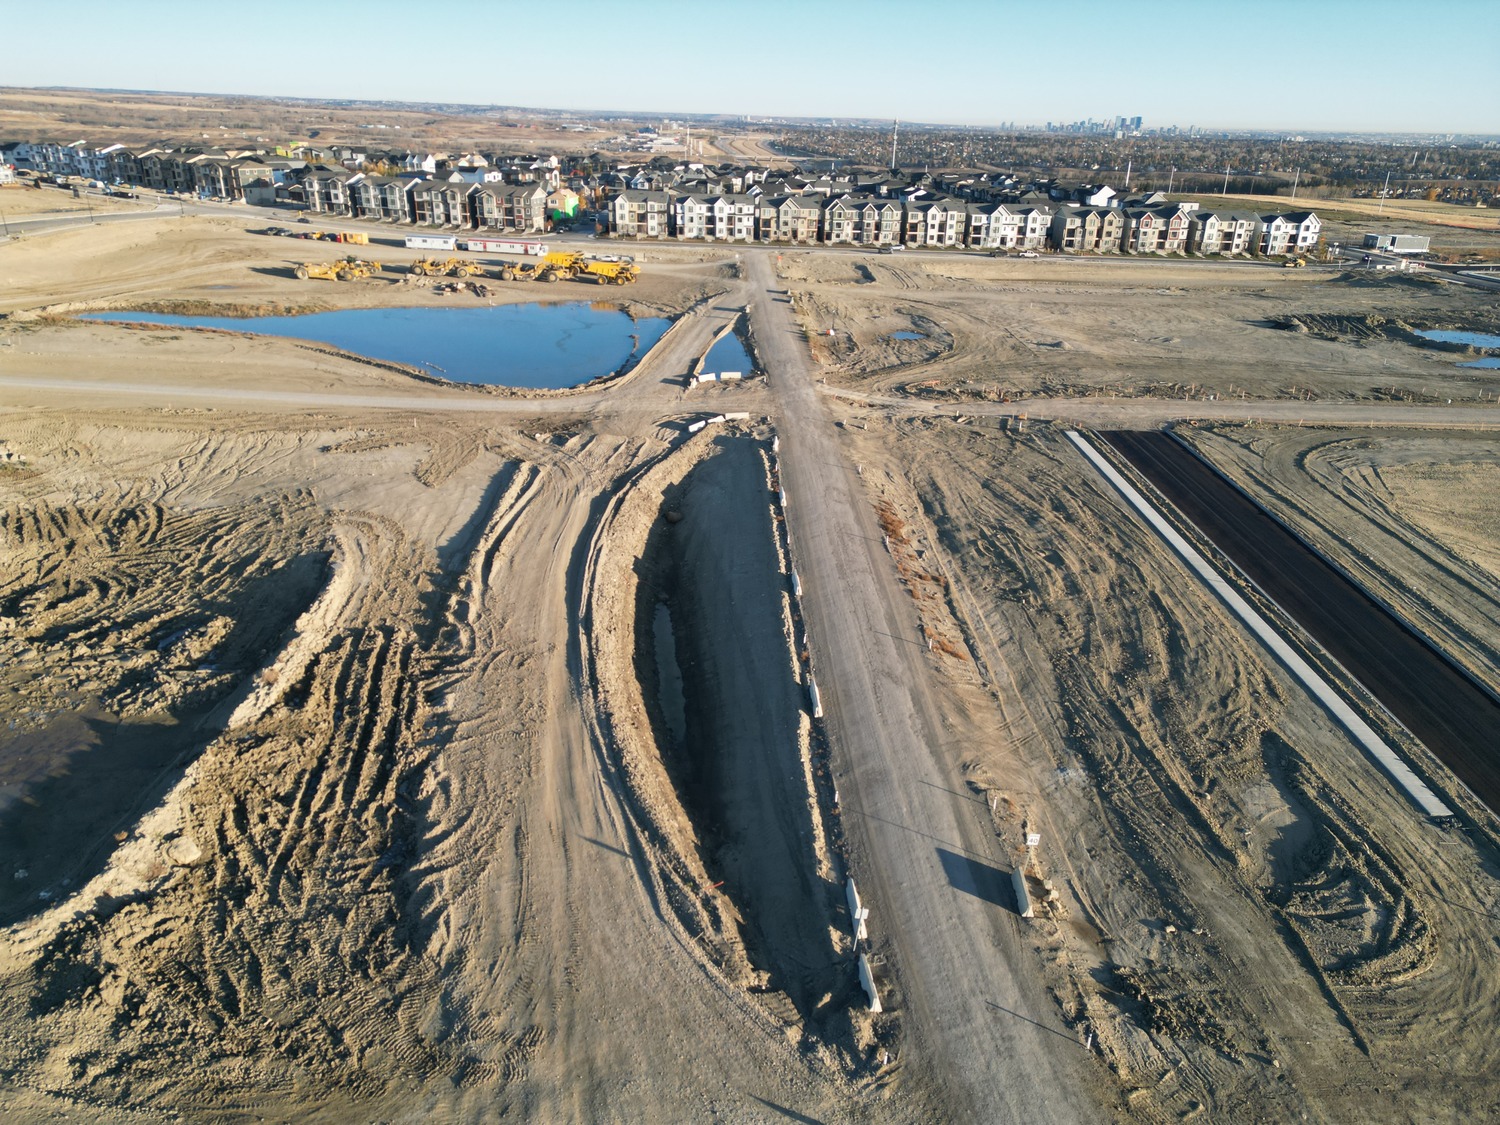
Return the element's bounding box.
[632,437,843,1022]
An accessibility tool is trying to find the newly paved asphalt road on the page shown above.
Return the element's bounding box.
[1105,429,1500,814]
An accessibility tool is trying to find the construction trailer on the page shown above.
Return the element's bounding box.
[461,237,548,256]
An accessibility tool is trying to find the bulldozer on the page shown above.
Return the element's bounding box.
[294,257,383,281]
[409,257,483,277]
[1283,256,1307,268]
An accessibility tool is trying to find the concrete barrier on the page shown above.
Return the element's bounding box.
[778,488,788,508]
[790,570,802,597]
[846,878,870,942]
[686,419,707,434]
[858,952,883,1013]
[722,411,750,421]
[808,675,823,719]
[1012,865,1034,918]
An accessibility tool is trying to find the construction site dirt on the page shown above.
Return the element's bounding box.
[1,208,1499,1123]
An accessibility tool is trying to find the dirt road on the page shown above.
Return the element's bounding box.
[747,251,1113,1121]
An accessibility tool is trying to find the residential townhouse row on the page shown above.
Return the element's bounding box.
[3,139,1320,255]
[611,189,1321,256]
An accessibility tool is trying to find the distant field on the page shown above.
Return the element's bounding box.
[1184,191,1499,232]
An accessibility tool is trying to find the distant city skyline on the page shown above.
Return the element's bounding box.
[8,0,1499,136]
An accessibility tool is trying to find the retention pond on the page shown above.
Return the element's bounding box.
[83,303,672,389]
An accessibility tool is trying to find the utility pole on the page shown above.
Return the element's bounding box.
[1222,166,1231,195]
[1291,167,1300,199]
[1124,159,1131,190]
[1378,169,1391,214]
[1166,167,1174,195]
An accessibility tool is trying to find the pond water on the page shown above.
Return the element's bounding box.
[82,303,672,389]
[703,327,753,374]
[1414,330,1500,370]
[891,331,926,340]
[1416,329,1500,349]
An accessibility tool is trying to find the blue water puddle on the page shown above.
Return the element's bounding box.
[82,303,672,389]
[703,328,753,375]
[1416,330,1500,349]
[890,331,926,340]
[1414,330,1500,371]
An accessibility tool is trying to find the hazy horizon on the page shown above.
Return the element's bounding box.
[8,0,1499,136]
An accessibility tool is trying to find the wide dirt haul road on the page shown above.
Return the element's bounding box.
[745,251,1111,1121]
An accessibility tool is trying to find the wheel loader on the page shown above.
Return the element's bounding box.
[294,257,383,281]
[409,257,483,277]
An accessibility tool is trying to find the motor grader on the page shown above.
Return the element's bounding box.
[294,257,383,281]
[409,257,483,277]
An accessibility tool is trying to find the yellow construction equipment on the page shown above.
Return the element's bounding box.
[492,251,637,285]
[579,260,640,285]
[409,257,483,277]
[294,257,383,281]
[1284,256,1307,268]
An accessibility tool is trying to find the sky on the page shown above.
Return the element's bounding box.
[6,0,1499,135]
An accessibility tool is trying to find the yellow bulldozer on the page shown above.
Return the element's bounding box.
[409,257,483,277]
[294,257,383,281]
[1284,256,1307,268]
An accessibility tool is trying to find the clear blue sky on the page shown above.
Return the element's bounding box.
[7,0,1498,134]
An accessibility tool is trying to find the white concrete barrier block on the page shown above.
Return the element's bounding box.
[790,570,802,597]
[687,420,707,434]
[858,952,883,1013]
[1012,866,1034,919]
[808,676,823,719]
[846,878,869,943]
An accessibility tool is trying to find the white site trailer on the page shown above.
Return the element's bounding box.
[461,237,549,256]
[404,234,459,251]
